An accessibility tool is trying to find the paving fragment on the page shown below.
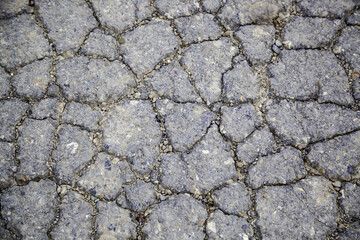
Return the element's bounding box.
[120,19,180,76]
[1,180,58,239]
[13,58,52,100]
[353,77,360,100]
[51,191,93,239]
[62,101,103,131]
[341,182,360,218]
[212,182,251,215]
[236,126,276,164]
[247,146,306,188]
[160,125,237,194]
[142,194,207,239]
[92,0,151,32]
[206,210,253,240]
[0,142,16,188]
[77,152,134,200]
[308,131,360,181]
[57,57,136,103]
[174,13,222,44]
[95,201,136,239]
[223,60,259,102]
[145,60,199,102]
[79,29,119,59]
[16,118,56,181]
[124,180,157,212]
[218,0,291,29]
[347,9,360,25]
[266,100,360,148]
[220,105,262,142]
[283,17,342,49]
[334,26,360,71]
[297,0,358,18]
[0,68,10,98]
[52,124,97,184]
[339,222,360,240]
[0,0,31,18]
[256,177,338,239]
[201,0,223,13]
[156,99,215,151]
[0,14,51,69]
[181,38,238,103]
[155,0,199,18]
[0,99,29,141]
[102,100,161,174]
[270,50,354,105]
[235,25,276,63]
[29,98,64,120]
[37,0,97,53]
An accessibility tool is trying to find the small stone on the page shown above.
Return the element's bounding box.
[46,84,61,98]
[62,101,103,131]
[297,0,357,18]
[174,13,222,44]
[80,29,119,59]
[341,182,360,219]
[0,99,29,141]
[206,210,254,240]
[223,60,259,102]
[282,17,342,49]
[156,99,215,151]
[16,118,56,181]
[77,152,134,200]
[0,142,16,188]
[51,191,93,239]
[308,130,360,181]
[212,182,251,215]
[0,68,11,98]
[52,124,97,184]
[237,126,276,164]
[37,0,97,52]
[181,38,238,103]
[256,177,338,239]
[247,146,307,188]
[120,19,180,76]
[220,104,262,142]
[0,14,51,69]
[142,194,207,239]
[96,201,136,239]
[275,40,282,47]
[1,180,58,239]
[235,25,276,63]
[334,26,360,71]
[155,0,199,18]
[124,180,157,212]
[272,45,280,54]
[29,98,64,119]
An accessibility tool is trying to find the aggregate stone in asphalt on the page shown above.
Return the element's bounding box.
[0,0,359,240]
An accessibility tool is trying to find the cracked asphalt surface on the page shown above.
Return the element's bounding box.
[0,0,359,239]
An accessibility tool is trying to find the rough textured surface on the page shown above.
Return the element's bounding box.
[124,180,157,212]
[29,98,64,120]
[341,182,360,219]
[206,210,254,240]
[1,180,58,239]
[0,142,16,188]
[308,131,360,181]
[256,177,338,240]
[157,99,215,151]
[353,77,360,100]
[77,152,134,200]
[102,100,162,174]
[0,68,11,98]
[0,14,51,69]
[57,57,136,103]
[339,222,360,240]
[212,182,251,215]
[235,25,275,63]
[334,26,360,71]
[297,0,357,18]
[0,0,31,18]
[347,9,360,25]
[266,100,360,148]
[182,38,238,103]
[120,19,180,76]
[247,146,306,188]
[53,124,97,184]
[96,201,136,239]
[283,17,342,49]
[269,50,354,105]
[37,0,97,53]
[220,105,262,142]
[155,0,199,18]
[51,191,93,239]
[142,194,207,239]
